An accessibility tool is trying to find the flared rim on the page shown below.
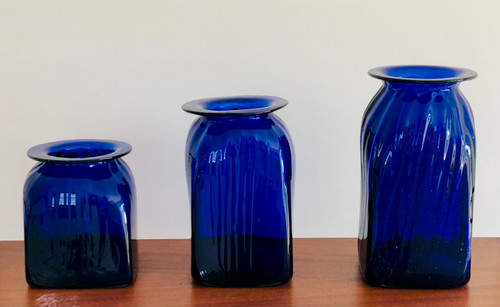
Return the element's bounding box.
[369,65,478,84]
[27,139,132,164]
[182,95,288,116]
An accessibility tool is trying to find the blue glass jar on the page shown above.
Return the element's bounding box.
[24,139,137,288]
[183,96,294,287]
[359,66,477,288]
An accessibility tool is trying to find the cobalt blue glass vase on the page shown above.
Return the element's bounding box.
[359,66,477,288]
[24,139,137,288]
[183,95,294,287]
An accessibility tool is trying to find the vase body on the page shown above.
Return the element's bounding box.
[24,139,137,288]
[183,96,294,287]
[359,66,477,288]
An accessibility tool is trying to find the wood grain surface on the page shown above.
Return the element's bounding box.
[1,238,499,306]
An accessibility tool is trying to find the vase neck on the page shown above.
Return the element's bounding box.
[205,113,272,121]
[385,81,460,92]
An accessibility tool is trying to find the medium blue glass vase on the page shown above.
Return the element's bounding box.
[359,66,477,288]
[183,96,294,287]
[24,139,137,288]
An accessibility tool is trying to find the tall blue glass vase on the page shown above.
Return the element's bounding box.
[24,139,137,288]
[359,66,477,288]
[183,96,294,287]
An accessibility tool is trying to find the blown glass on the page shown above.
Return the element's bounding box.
[359,66,477,288]
[183,96,294,287]
[24,139,137,288]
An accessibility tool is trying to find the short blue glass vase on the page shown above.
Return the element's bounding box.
[183,95,294,287]
[24,139,137,288]
[359,66,477,288]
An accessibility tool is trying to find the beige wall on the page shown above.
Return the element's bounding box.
[1,0,497,239]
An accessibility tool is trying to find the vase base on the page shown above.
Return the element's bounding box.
[192,274,292,288]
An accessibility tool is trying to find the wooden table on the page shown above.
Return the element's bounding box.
[1,238,499,306]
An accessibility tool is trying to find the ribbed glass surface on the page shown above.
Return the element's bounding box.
[24,140,137,288]
[359,68,476,288]
[185,97,294,287]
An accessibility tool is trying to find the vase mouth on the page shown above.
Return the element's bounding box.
[182,95,288,116]
[368,65,477,84]
[27,139,132,164]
